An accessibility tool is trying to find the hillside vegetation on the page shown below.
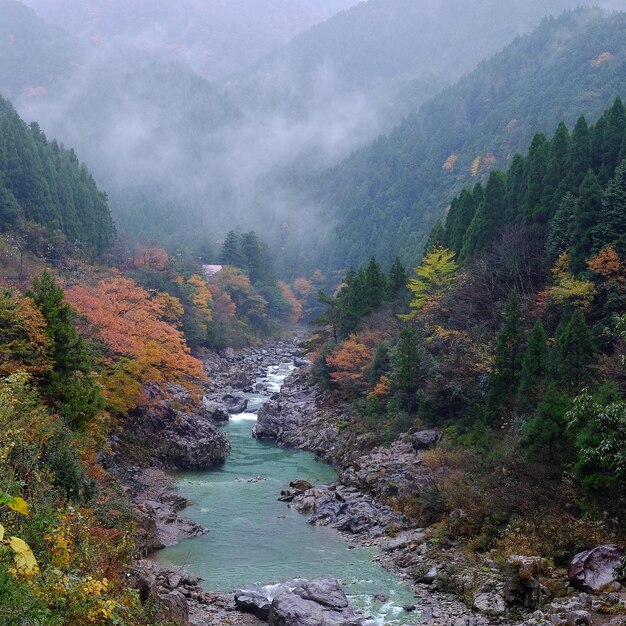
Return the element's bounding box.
[0,96,115,257]
[317,9,626,270]
[312,97,626,558]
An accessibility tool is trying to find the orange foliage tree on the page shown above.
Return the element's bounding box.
[587,245,625,285]
[66,274,205,414]
[278,281,303,323]
[326,335,373,390]
[0,290,52,378]
[134,245,169,271]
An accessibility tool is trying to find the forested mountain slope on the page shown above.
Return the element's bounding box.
[317,9,626,270]
[312,97,626,570]
[0,0,77,101]
[232,0,618,120]
[0,96,115,256]
[19,0,359,81]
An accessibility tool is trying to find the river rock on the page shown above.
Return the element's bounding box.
[201,398,230,422]
[235,589,273,620]
[236,578,363,626]
[222,394,249,414]
[294,357,309,368]
[162,590,190,625]
[150,407,230,470]
[290,479,313,492]
[293,484,410,538]
[381,529,425,552]
[269,593,362,626]
[473,591,506,615]
[294,578,350,609]
[568,545,625,592]
[505,555,547,609]
[411,429,439,451]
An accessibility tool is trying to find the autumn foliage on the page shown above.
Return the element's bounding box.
[326,335,373,389]
[66,274,205,414]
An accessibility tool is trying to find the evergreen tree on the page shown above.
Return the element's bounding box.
[424,219,445,254]
[546,193,575,259]
[524,133,550,222]
[486,290,524,421]
[591,116,607,179]
[364,257,388,311]
[568,115,591,192]
[593,158,626,256]
[388,257,408,299]
[368,340,390,385]
[220,230,243,267]
[556,308,595,392]
[517,319,550,409]
[460,171,507,260]
[337,268,366,337]
[522,382,570,462]
[390,327,421,413]
[27,271,104,429]
[444,188,476,254]
[602,97,626,176]
[570,169,603,273]
[505,154,526,221]
[545,122,571,211]
[240,231,264,283]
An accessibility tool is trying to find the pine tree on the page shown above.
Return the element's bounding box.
[517,319,550,410]
[593,158,626,256]
[545,122,571,212]
[505,154,526,221]
[460,171,507,260]
[27,270,104,429]
[444,188,476,254]
[390,327,421,413]
[363,257,388,311]
[602,97,626,176]
[524,133,550,222]
[546,193,575,259]
[522,382,570,462]
[220,230,243,267]
[556,308,595,392]
[424,219,445,254]
[388,257,408,299]
[568,115,591,192]
[368,340,390,385]
[570,169,603,273]
[486,290,524,422]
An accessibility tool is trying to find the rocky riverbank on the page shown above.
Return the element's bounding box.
[255,367,626,626]
[107,333,625,626]
[110,333,381,626]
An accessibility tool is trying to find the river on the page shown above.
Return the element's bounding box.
[157,360,421,625]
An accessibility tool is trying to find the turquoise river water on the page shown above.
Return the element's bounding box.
[157,362,420,625]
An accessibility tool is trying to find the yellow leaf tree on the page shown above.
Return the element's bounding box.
[404,247,458,317]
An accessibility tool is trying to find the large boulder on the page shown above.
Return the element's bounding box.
[253,401,286,439]
[236,578,363,626]
[134,401,230,470]
[222,394,249,414]
[234,588,273,621]
[411,429,439,451]
[504,555,547,609]
[161,590,189,625]
[269,593,362,626]
[568,545,625,592]
[200,398,230,422]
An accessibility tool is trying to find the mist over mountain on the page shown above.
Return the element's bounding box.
[315,8,626,271]
[1,0,624,270]
[0,0,78,101]
[19,0,360,82]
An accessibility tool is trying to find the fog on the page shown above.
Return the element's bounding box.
[4,0,625,271]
